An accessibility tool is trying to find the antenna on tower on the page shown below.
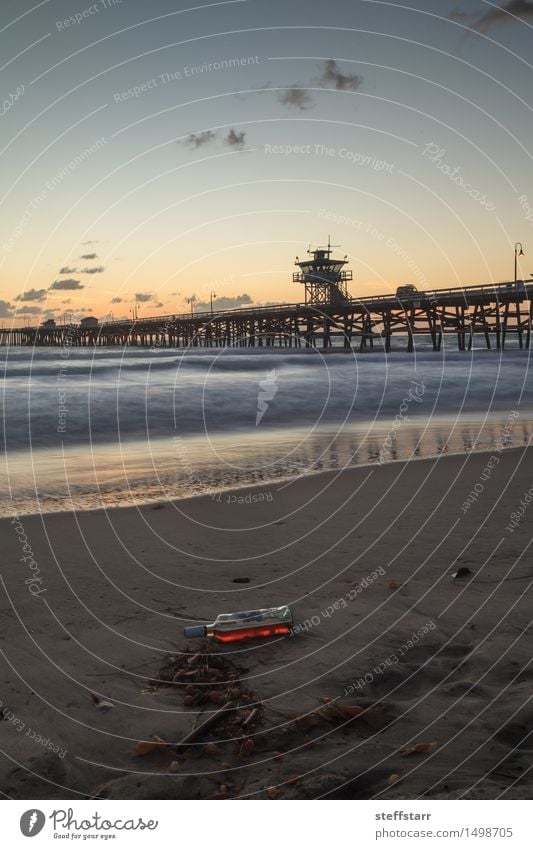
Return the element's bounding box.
[317,235,340,257]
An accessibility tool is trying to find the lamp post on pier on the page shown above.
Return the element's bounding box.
[514,242,525,283]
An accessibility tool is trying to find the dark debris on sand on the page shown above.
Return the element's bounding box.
[92,644,397,800]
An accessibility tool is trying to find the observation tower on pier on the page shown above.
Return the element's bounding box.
[293,238,353,305]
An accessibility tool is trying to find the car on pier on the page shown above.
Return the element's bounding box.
[396,284,418,298]
[396,284,425,306]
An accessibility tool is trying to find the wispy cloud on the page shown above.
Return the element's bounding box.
[80,252,97,260]
[450,1,533,32]
[80,266,104,274]
[225,129,246,148]
[135,292,161,303]
[193,293,253,311]
[16,305,44,315]
[448,7,471,20]
[183,130,218,148]
[81,240,98,245]
[278,87,314,110]
[277,61,364,111]
[0,300,14,317]
[59,266,77,274]
[319,59,363,91]
[181,129,247,150]
[15,288,47,302]
[111,296,123,303]
[49,279,84,290]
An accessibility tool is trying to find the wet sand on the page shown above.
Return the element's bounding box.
[1,446,533,799]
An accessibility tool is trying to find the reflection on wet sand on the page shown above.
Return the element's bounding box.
[2,412,530,517]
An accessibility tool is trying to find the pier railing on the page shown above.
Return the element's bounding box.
[94,279,533,329]
[3,278,533,352]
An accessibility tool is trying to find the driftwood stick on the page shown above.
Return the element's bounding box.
[174,700,236,750]
[242,707,258,727]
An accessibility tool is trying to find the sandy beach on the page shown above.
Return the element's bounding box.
[1,446,533,800]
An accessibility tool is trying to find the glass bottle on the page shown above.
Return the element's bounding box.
[184,605,293,643]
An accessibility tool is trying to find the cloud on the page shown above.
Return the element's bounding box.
[276,61,363,112]
[319,59,363,91]
[62,299,72,304]
[81,240,98,245]
[448,7,471,20]
[15,288,47,302]
[59,266,78,274]
[278,87,314,110]
[16,305,43,315]
[225,129,246,148]
[133,293,163,308]
[181,129,246,151]
[80,266,104,274]
[183,130,218,148]
[49,279,84,290]
[111,297,123,303]
[452,1,533,32]
[0,300,14,317]
[194,293,253,311]
[80,252,97,260]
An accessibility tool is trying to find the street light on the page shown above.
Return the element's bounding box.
[515,242,525,283]
[210,291,216,315]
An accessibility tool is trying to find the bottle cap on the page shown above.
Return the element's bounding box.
[184,624,206,638]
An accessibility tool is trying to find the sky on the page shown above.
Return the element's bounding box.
[1,0,533,325]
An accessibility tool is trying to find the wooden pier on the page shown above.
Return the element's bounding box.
[2,279,533,352]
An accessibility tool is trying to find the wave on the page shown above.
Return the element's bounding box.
[2,346,532,452]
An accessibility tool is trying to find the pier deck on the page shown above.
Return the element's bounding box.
[3,279,533,352]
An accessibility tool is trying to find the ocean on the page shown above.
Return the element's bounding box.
[1,343,532,516]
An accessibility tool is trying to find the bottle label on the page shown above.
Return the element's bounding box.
[216,606,292,631]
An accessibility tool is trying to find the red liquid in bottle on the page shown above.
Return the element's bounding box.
[209,624,291,643]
